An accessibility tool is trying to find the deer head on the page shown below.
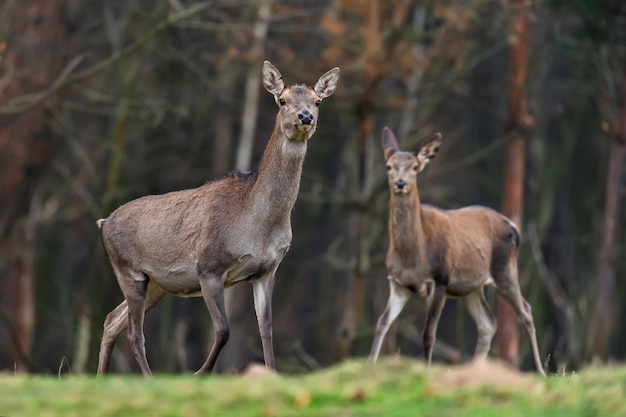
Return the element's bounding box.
[382,127,442,195]
[262,61,339,142]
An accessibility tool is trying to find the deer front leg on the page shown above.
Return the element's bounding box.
[195,275,229,374]
[368,279,411,363]
[423,285,446,365]
[252,274,276,370]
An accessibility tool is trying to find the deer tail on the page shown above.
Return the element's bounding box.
[96,218,106,229]
[502,217,520,248]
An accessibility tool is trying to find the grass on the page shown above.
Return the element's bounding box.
[1,357,625,416]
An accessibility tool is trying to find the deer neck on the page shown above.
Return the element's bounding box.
[247,119,308,221]
[389,188,427,264]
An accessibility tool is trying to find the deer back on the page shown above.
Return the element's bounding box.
[419,205,520,296]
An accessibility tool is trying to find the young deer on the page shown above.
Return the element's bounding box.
[96,61,339,376]
[368,127,544,375]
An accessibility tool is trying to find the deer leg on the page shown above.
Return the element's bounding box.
[494,265,546,376]
[463,287,496,360]
[423,285,446,365]
[98,287,166,376]
[252,274,276,370]
[97,282,166,375]
[195,275,229,374]
[368,280,410,363]
[121,276,159,377]
[98,300,128,375]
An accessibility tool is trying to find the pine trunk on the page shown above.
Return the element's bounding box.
[497,0,530,367]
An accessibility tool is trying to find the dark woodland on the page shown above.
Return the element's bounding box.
[0,0,625,375]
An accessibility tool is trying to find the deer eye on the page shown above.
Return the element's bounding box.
[386,164,392,171]
[412,165,419,171]
[315,100,321,107]
[279,98,286,106]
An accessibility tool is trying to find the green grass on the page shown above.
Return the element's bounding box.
[1,358,625,417]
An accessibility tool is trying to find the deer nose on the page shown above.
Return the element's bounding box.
[298,110,314,125]
[395,180,406,189]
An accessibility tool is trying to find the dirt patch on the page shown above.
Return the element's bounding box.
[241,363,277,378]
[429,358,544,393]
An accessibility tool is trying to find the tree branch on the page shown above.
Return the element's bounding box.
[0,2,211,115]
[527,223,571,312]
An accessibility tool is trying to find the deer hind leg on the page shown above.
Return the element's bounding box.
[423,285,446,365]
[121,272,165,377]
[494,263,546,376]
[97,276,166,376]
[98,267,165,376]
[252,274,276,370]
[98,300,128,375]
[463,287,496,360]
[195,274,229,374]
[368,280,410,363]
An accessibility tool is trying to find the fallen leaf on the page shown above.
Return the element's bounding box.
[294,391,312,409]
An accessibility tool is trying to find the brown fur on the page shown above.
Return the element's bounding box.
[96,61,339,377]
[369,127,544,375]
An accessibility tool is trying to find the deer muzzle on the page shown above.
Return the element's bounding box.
[394,180,410,194]
[296,123,313,132]
[297,110,314,125]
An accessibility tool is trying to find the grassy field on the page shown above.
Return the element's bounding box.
[1,357,625,417]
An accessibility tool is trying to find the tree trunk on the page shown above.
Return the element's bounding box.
[212,68,236,177]
[333,0,413,361]
[333,0,380,361]
[589,67,626,359]
[497,0,530,367]
[0,0,73,371]
[219,0,272,372]
[333,110,374,360]
[234,1,271,172]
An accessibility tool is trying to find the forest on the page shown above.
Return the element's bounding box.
[0,0,624,376]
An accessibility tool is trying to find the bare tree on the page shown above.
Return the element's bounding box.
[590,67,626,358]
[497,0,531,366]
[0,0,74,371]
[221,0,273,371]
[333,0,415,361]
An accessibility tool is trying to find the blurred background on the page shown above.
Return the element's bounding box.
[0,0,624,375]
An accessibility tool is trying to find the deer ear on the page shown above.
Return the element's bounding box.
[314,67,340,99]
[417,133,442,166]
[382,127,400,159]
[263,61,285,96]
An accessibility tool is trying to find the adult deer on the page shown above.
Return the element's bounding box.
[96,61,339,376]
[368,127,544,375]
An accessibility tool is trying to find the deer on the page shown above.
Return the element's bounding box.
[96,61,340,377]
[368,127,545,376]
